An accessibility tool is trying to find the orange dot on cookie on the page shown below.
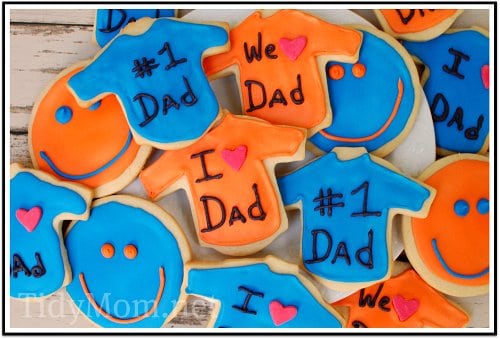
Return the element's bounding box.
[328,64,345,80]
[352,63,366,78]
[101,243,115,259]
[124,244,138,259]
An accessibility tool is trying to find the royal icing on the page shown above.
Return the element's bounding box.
[94,9,175,47]
[375,9,463,41]
[277,148,434,288]
[29,63,151,197]
[65,196,190,327]
[185,257,344,328]
[68,18,229,149]
[309,26,420,157]
[334,268,469,327]
[140,112,305,256]
[403,29,489,154]
[10,163,92,299]
[403,154,489,296]
[203,9,362,135]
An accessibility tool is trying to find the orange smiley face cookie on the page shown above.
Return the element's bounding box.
[29,62,152,197]
[403,154,489,296]
[374,9,463,41]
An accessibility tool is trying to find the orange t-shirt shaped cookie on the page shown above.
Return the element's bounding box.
[203,10,362,135]
[403,154,489,297]
[29,62,151,198]
[374,9,463,41]
[334,268,469,328]
[140,112,306,256]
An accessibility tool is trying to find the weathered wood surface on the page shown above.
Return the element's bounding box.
[8,7,491,330]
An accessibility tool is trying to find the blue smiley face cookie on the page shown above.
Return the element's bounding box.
[69,17,229,150]
[65,195,191,328]
[185,256,344,328]
[403,28,489,155]
[94,9,176,47]
[309,26,420,157]
[10,163,92,299]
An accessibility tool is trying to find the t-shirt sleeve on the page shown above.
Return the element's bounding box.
[139,150,186,200]
[187,21,229,53]
[249,122,306,158]
[277,170,304,206]
[313,20,362,61]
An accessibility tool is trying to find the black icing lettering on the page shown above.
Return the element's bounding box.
[245,80,267,113]
[265,43,278,59]
[395,9,415,25]
[465,115,484,140]
[232,286,264,315]
[331,242,351,265]
[134,93,159,127]
[191,149,223,183]
[229,206,247,226]
[132,57,159,78]
[442,48,470,80]
[290,74,304,105]
[11,254,31,278]
[248,184,266,221]
[269,89,288,108]
[158,42,187,71]
[180,76,197,106]
[162,94,180,115]
[358,283,384,308]
[352,320,368,328]
[200,196,226,233]
[355,229,373,269]
[99,9,126,33]
[305,229,332,264]
[351,181,382,217]
[430,93,449,122]
[446,107,464,131]
[313,188,344,217]
[31,253,46,278]
[379,296,391,312]
[244,32,263,63]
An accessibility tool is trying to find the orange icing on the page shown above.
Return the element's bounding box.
[101,243,115,259]
[352,63,366,78]
[328,64,345,80]
[124,244,138,259]
[334,269,469,328]
[31,67,141,189]
[411,158,489,286]
[379,9,460,34]
[140,113,305,247]
[203,10,362,131]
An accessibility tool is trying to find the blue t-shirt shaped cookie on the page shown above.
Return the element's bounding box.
[10,163,92,299]
[277,148,434,290]
[94,9,176,47]
[185,256,344,328]
[403,28,489,155]
[69,17,229,150]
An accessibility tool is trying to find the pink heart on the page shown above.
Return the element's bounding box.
[392,295,419,322]
[279,36,307,61]
[221,145,247,171]
[16,207,43,232]
[269,300,298,326]
[481,65,489,89]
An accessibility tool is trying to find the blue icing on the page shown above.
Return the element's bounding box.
[95,9,175,47]
[10,171,88,298]
[453,199,469,217]
[186,263,342,328]
[65,200,184,328]
[476,198,489,214]
[403,30,489,153]
[278,151,431,284]
[69,18,228,146]
[309,29,416,154]
[55,106,73,124]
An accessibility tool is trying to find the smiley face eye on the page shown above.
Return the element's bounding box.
[352,63,366,78]
[328,64,345,80]
[124,244,138,260]
[55,106,73,124]
[101,243,115,259]
[477,198,489,215]
[453,199,470,217]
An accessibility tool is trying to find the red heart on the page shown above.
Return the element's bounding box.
[481,65,489,89]
[279,36,307,61]
[269,300,297,326]
[221,145,247,171]
[392,295,419,322]
[16,206,43,232]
